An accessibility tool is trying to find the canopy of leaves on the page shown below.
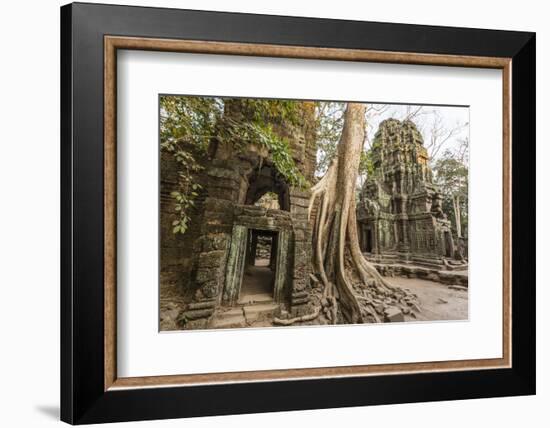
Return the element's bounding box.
[433,150,469,237]
[358,149,374,177]
[160,96,307,234]
[314,102,346,176]
[161,96,218,234]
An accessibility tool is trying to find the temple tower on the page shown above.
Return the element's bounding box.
[357,119,455,268]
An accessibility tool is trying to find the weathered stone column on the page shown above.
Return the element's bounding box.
[222,225,248,305]
[269,234,278,271]
[373,218,380,254]
[288,187,313,317]
[248,232,258,266]
[178,164,239,329]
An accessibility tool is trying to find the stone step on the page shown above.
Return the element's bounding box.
[237,293,274,305]
[218,307,245,317]
[243,303,279,323]
[210,313,246,329]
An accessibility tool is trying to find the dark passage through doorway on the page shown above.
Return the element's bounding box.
[365,228,373,253]
[241,229,278,301]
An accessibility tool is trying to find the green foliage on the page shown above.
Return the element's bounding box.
[433,150,469,237]
[370,135,383,151]
[160,96,307,235]
[161,96,217,235]
[358,150,374,177]
[234,98,302,127]
[223,117,307,188]
[160,96,222,149]
[314,102,346,176]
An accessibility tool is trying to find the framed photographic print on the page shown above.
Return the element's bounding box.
[60,2,535,424]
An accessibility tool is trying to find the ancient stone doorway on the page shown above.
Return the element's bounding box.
[241,230,277,299]
[365,228,373,253]
[223,226,289,306]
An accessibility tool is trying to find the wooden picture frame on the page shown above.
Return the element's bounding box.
[61,2,535,424]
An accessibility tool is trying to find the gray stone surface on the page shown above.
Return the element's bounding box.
[356,119,465,272]
[161,101,316,329]
[384,307,405,322]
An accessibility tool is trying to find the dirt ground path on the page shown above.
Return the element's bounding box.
[241,259,273,297]
[161,272,469,330]
[385,277,469,322]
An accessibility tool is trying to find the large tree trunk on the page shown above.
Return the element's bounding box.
[453,195,462,238]
[309,103,419,324]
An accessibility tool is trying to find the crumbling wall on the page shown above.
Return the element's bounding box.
[161,98,317,329]
[160,151,204,300]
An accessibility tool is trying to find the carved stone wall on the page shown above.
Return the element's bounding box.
[357,119,455,268]
[160,100,315,329]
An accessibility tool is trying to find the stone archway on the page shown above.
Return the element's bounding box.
[244,162,290,211]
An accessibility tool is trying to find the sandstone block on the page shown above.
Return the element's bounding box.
[384,307,405,322]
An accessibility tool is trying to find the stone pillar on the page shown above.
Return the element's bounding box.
[373,219,380,254]
[222,225,248,305]
[273,229,290,304]
[249,232,258,266]
[269,234,278,271]
[289,188,313,317]
[178,164,239,329]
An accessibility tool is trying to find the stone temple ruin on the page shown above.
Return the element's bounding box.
[356,119,467,284]
[160,101,316,330]
[160,108,467,330]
